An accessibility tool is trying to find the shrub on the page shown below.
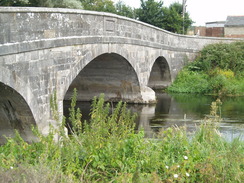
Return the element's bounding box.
[168,42,244,96]
[167,69,210,94]
[194,42,244,73]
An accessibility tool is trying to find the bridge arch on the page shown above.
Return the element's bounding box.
[0,81,37,143]
[148,56,172,89]
[64,52,142,103]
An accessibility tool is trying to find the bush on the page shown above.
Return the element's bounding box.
[194,42,244,73]
[167,69,210,94]
[168,42,244,96]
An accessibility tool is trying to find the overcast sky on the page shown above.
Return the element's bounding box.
[113,0,244,26]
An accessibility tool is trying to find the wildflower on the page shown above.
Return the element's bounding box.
[10,166,13,169]
[186,172,190,177]
[173,174,178,178]
[177,165,180,168]
[183,155,188,160]
[165,165,169,169]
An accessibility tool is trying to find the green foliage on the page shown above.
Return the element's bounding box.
[162,2,193,34]
[115,0,136,19]
[0,0,83,8]
[81,0,116,13]
[167,69,211,93]
[30,0,82,9]
[136,0,164,28]
[0,93,243,182]
[0,0,29,6]
[194,42,244,73]
[168,42,244,96]
[67,88,82,133]
[136,1,193,34]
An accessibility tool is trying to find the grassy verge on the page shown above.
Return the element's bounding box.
[167,42,244,96]
[0,94,243,182]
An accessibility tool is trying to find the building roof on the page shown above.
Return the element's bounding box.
[225,16,244,27]
[206,21,226,28]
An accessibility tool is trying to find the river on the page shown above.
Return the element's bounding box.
[1,93,243,144]
[64,93,244,141]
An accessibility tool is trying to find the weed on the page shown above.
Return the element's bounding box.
[0,93,243,183]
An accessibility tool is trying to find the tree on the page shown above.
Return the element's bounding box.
[162,2,193,34]
[29,0,82,9]
[0,0,82,9]
[136,1,193,34]
[0,0,29,6]
[136,0,164,28]
[115,0,135,19]
[80,0,116,13]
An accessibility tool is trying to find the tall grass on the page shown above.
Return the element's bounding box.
[0,93,243,182]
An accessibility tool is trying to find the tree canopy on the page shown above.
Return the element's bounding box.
[0,0,82,9]
[81,0,116,13]
[162,2,193,34]
[136,0,193,34]
[136,0,164,28]
[115,0,135,19]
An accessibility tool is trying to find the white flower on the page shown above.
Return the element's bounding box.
[173,174,178,178]
[10,166,13,169]
[183,155,188,160]
[186,172,190,177]
[177,165,180,168]
[165,165,169,169]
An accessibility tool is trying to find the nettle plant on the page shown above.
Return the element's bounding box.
[0,90,243,182]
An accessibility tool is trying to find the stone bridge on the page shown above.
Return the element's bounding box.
[0,7,238,139]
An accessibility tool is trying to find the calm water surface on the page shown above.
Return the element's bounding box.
[2,93,243,145]
[65,93,244,141]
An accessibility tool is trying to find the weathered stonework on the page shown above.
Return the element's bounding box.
[0,7,242,136]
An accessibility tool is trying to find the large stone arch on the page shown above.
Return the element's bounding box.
[64,52,142,103]
[148,56,172,89]
[0,68,38,143]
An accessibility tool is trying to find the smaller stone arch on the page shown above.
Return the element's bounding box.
[148,56,172,89]
[0,82,37,144]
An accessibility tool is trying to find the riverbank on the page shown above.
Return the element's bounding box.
[167,42,244,96]
[0,95,243,182]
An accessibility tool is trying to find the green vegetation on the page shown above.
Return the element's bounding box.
[136,0,165,29]
[162,2,193,34]
[0,92,243,182]
[0,0,83,9]
[168,42,244,96]
[136,0,193,34]
[1,0,193,34]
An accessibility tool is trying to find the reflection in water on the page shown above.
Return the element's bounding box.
[149,93,244,141]
[64,93,244,141]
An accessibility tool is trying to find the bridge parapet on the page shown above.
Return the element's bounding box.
[0,7,239,56]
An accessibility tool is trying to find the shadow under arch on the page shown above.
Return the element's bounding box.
[0,82,36,144]
[64,53,142,103]
[148,56,171,89]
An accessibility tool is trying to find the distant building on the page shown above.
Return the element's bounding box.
[225,16,244,38]
[191,15,244,38]
[205,21,225,37]
[193,21,225,37]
